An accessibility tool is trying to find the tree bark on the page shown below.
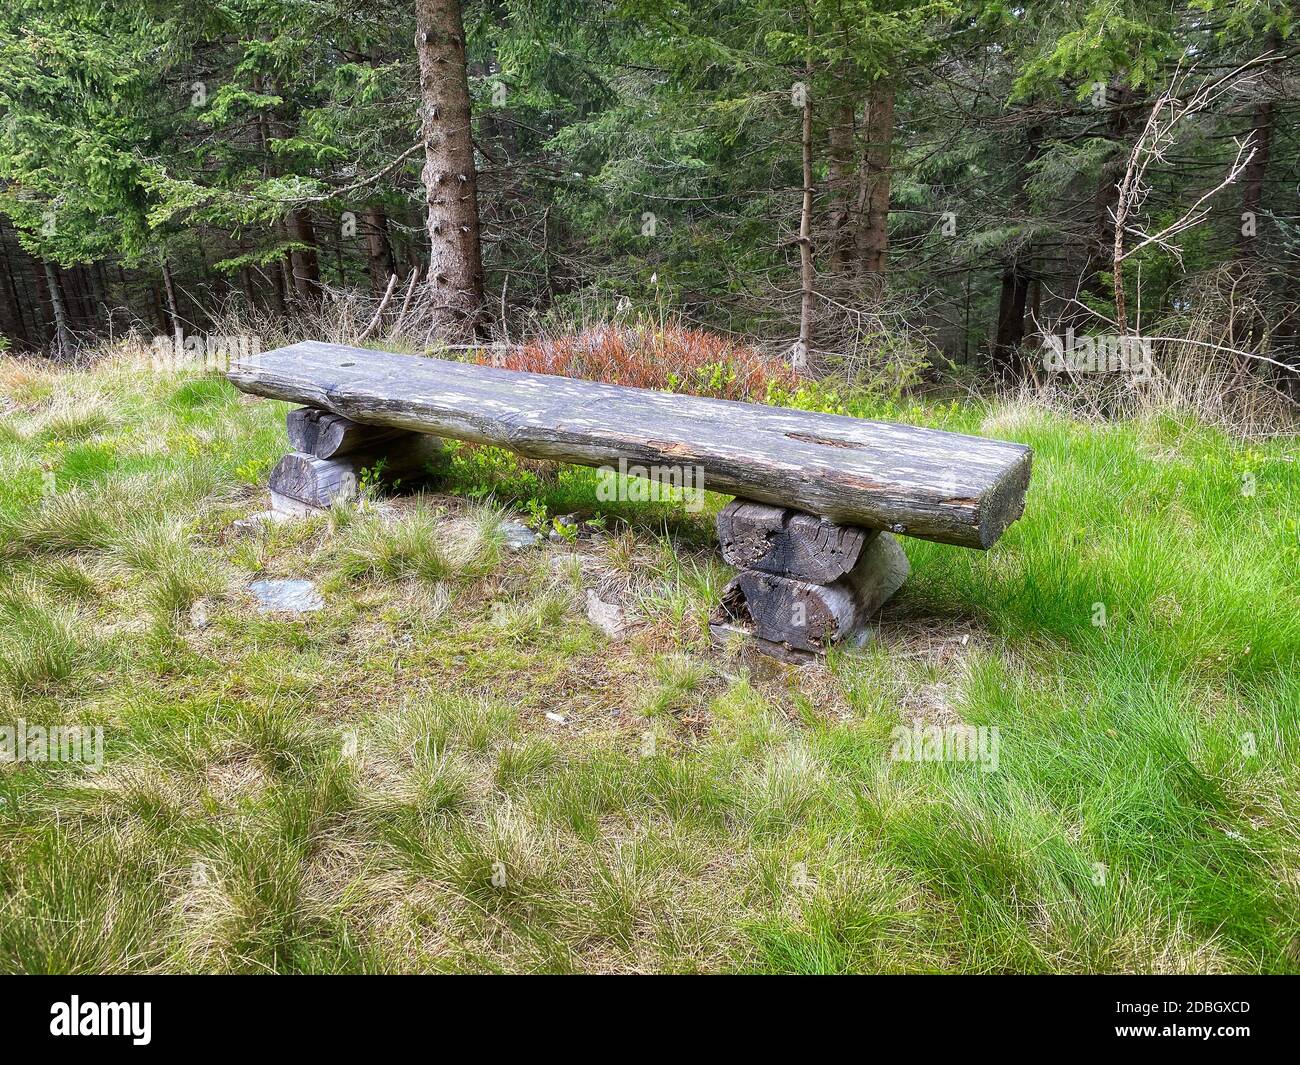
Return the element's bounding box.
[0,224,32,346]
[1076,81,1134,329]
[42,261,73,359]
[796,47,816,373]
[285,209,323,304]
[415,0,485,339]
[826,77,856,275]
[1236,32,1277,262]
[855,81,895,282]
[161,259,182,336]
[992,265,1030,376]
[364,208,395,297]
[992,119,1041,373]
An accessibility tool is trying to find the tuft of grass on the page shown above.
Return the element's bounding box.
[495,738,561,793]
[641,655,709,717]
[0,581,94,695]
[109,520,222,624]
[0,825,172,974]
[329,499,500,585]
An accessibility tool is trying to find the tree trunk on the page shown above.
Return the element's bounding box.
[41,262,73,359]
[364,208,395,296]
[0,224,32,346]
[1236,33,1277,262]
[86,262,107,330]
[826,77,856,275]
[415,0,485,339]
[796,47,816,373]
[161,259,182,336]
[992,265,1030,377]
[240,265,258,309]
[285,209,323,304]
[992,119,1041,373]
[1076,81,1134,329]
[855,81,895,282]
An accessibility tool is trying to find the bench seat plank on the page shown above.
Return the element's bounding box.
[229,341,1032,548]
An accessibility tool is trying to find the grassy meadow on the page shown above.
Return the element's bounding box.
[0,346,1297,973]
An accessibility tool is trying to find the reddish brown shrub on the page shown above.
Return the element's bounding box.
[473,324,796,402]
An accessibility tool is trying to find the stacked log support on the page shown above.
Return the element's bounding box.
[286,406,408,458]
[269,406,442,511]
[711,499,909,663]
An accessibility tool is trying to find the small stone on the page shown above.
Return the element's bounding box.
[189,598,211,630]
[585,589,630,640]
[498,520,540,551]
[248,579,324,614]
[270,491,327,519]
[228,509,292,537]
[545,712,567,725]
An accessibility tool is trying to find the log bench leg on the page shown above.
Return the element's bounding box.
[269,407,443,512]
[710,499,909,663]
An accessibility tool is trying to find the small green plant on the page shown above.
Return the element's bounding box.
[358,458,391,499]
[524,498,548,530]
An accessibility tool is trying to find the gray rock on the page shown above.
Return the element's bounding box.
[585,589,631,640]
[270,491,327,519]
[499,520,540,551]
[189,598,211,630]
[229,508,293,537]
[248,579,324,614]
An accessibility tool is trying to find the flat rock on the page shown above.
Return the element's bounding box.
[248,579,324,614]
[270,490,327,518]
[228,508,293,537]
[499,520,540,550]
[585,589,631,640]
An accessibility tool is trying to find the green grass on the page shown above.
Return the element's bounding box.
[0,351,1296,973]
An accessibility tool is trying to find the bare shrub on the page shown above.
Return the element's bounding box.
[1020,264,1299,439]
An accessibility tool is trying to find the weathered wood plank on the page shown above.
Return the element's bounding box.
[286,406,408,458]
[718,500,868,582]
[229,342,1032,547]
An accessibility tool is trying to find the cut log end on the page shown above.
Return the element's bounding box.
[717,499,869,581]
[977,448,1033,549]
[287,406,409,459]
[269,436,444,509]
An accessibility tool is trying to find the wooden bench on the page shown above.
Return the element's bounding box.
[229,341,1032,660]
